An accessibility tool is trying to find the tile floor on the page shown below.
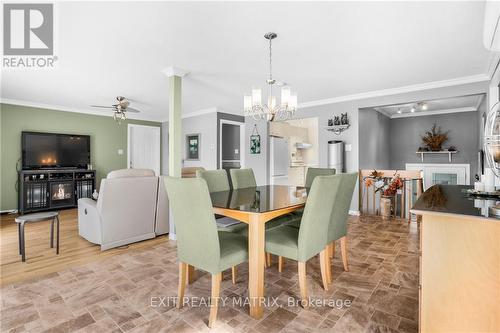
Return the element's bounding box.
[0,215,419,333]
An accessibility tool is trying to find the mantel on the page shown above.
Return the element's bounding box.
[416,150,457,162]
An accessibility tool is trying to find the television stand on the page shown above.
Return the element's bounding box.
[18,169,96,213]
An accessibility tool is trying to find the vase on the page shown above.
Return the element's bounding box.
[380,195,394,219]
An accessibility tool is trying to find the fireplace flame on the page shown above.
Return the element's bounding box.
[53,184,70,200]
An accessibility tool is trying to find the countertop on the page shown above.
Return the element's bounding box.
[411,185,500,221]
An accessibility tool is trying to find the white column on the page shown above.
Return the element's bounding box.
[163,66,188,240]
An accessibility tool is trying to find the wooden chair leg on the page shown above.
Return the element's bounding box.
[177,262,188,309]
[298,262,308,309]
[319,249,330,291]
[278,256,284,273]
[340,236,349,272]
[231,266,237,284]
[187,264,195,284]
[266,253,272,267]
[208,273,222,328]
[329,242,335,283]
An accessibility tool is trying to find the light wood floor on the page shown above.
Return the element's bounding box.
[0,208,167,286]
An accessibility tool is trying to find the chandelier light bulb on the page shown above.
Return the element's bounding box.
[251,88,262,106]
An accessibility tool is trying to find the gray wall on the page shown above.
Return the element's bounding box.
[245,80,489,212]
[359,109,391,170]
[390,112,479,182]
[182,112,218,169]
[221,123,240,160]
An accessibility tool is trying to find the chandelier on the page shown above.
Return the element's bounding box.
[485,101,500,177]
[244,32,297,122]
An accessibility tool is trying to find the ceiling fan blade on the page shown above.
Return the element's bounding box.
[125,107,141,113]
[90,105,115,109]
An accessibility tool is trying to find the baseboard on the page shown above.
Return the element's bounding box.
[349,210,361,216]
[168,233,177,240]
[0,209,18,214]
[101,233,156,251]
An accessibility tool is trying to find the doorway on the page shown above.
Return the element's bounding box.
[127,124,161,175]
[219,120,245,183]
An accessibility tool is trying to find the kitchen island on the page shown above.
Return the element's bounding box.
[411,185,500,333]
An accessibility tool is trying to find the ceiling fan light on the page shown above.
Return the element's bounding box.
[421,103,428,110]
[411,107,416,113]
[397,108,402,114]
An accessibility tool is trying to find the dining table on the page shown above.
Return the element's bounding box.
[210,184,308,319]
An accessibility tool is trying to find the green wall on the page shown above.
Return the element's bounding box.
[0,104,161,211]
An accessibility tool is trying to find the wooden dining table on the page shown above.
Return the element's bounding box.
[210,185,308,319]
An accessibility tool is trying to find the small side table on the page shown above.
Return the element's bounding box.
[15,211,60,262]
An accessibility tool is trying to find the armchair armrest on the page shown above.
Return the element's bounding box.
[78,198,102,244]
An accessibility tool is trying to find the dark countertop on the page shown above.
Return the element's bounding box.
[411,185,500,221]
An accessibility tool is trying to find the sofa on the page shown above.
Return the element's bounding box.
[78,169,169,250]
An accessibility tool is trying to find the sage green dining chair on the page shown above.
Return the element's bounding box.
[164,177,248,328]
[196,169,248,237]
[305,167,336,188]
[288,167,337,226]
[264,175,342,307]
[230,168,257,189]
[325,172,358,282]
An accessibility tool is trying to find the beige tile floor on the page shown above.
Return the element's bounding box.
[0,214,419,333]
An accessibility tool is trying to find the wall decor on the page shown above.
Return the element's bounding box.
[186,134,200,160]
[326,112,350,135]
[250,124,261,154]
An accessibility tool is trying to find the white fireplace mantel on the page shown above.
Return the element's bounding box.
[406,163,470,190]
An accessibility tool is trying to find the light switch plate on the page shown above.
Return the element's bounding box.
[345,144,352,152]
[118,149,124,155]
[235,149,239,154]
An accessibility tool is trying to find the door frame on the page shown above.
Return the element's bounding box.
[219,119,245,169]
[127,124,161,175]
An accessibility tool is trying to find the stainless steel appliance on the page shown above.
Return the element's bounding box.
[328,140,344,173]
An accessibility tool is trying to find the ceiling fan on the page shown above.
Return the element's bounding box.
[91,96,141,122]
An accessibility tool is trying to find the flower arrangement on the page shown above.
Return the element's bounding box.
[363,170,404,197]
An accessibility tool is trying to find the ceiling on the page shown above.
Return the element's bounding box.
[371,94,485,118]
[0,1,493,122]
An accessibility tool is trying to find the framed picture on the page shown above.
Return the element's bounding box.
[186,134,200,160]
[250,134,261,154]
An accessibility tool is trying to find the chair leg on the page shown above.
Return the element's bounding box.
[319,249,329,291]
[298,262,308,309]
[278,256,284,273]
[187,264,195,284]
[340,236,349,272]
[208,273,222,328]
[266,253,272,267]
[231,266,237,284]
[329,241,335,283]
[177,262,188,309]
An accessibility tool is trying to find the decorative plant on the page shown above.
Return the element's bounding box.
[421,123,449,151]
[363,170,404,196]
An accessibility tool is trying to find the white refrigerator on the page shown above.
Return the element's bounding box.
[270,137,289,185]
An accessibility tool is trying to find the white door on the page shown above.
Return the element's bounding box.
[128,124,161,175]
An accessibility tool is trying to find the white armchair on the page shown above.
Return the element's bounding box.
[78,169,165,250]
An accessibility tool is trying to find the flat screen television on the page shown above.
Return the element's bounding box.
[22,132,90,169]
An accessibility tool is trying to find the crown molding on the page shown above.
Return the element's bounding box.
[298,74,490,109]
[162,66,190,78]
[0,98,163,122]
[390,106,477,119]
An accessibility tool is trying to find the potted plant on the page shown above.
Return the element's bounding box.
[421,123,449,151]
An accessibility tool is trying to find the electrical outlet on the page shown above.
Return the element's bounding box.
[118,149,124,155]
[345,144,352,152]
[235,149,239,154]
